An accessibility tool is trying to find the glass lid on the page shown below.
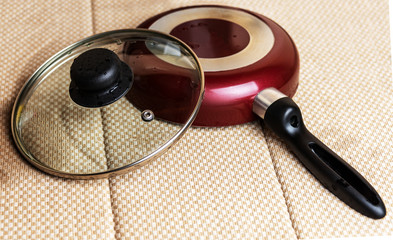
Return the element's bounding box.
[11,29,204,179]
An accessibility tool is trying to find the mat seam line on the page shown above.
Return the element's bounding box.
[90,0,96,34]
[99,108,119,240]
[260,124,299,240]
[89,0,119,239]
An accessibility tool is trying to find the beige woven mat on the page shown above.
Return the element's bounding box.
[1,0,392,239]
[0,1,116,239]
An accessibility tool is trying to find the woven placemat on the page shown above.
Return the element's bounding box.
[0,0,392,239]
[0,1,115,239]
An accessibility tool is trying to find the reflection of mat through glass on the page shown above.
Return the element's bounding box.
[21,62,180,174]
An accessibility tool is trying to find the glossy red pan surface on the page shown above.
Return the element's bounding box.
[132,5,299,126]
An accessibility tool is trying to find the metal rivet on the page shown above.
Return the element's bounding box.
[141,110,154,122]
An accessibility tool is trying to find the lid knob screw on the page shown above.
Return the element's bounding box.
[141,110,155,122]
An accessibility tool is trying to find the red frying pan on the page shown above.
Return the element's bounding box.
[132,5,298,126]
[125,5,386,219]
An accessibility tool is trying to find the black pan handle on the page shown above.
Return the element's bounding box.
[253,88,386,219]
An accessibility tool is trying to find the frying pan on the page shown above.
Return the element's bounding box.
[130,5,386,219]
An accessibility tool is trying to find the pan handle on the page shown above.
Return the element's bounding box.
[253,88,386,219]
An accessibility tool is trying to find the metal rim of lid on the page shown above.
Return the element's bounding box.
[11,29,205,180]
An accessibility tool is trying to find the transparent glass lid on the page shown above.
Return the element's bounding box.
[11,29,204,179]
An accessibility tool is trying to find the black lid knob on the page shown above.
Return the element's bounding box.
[69,48,133,108]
